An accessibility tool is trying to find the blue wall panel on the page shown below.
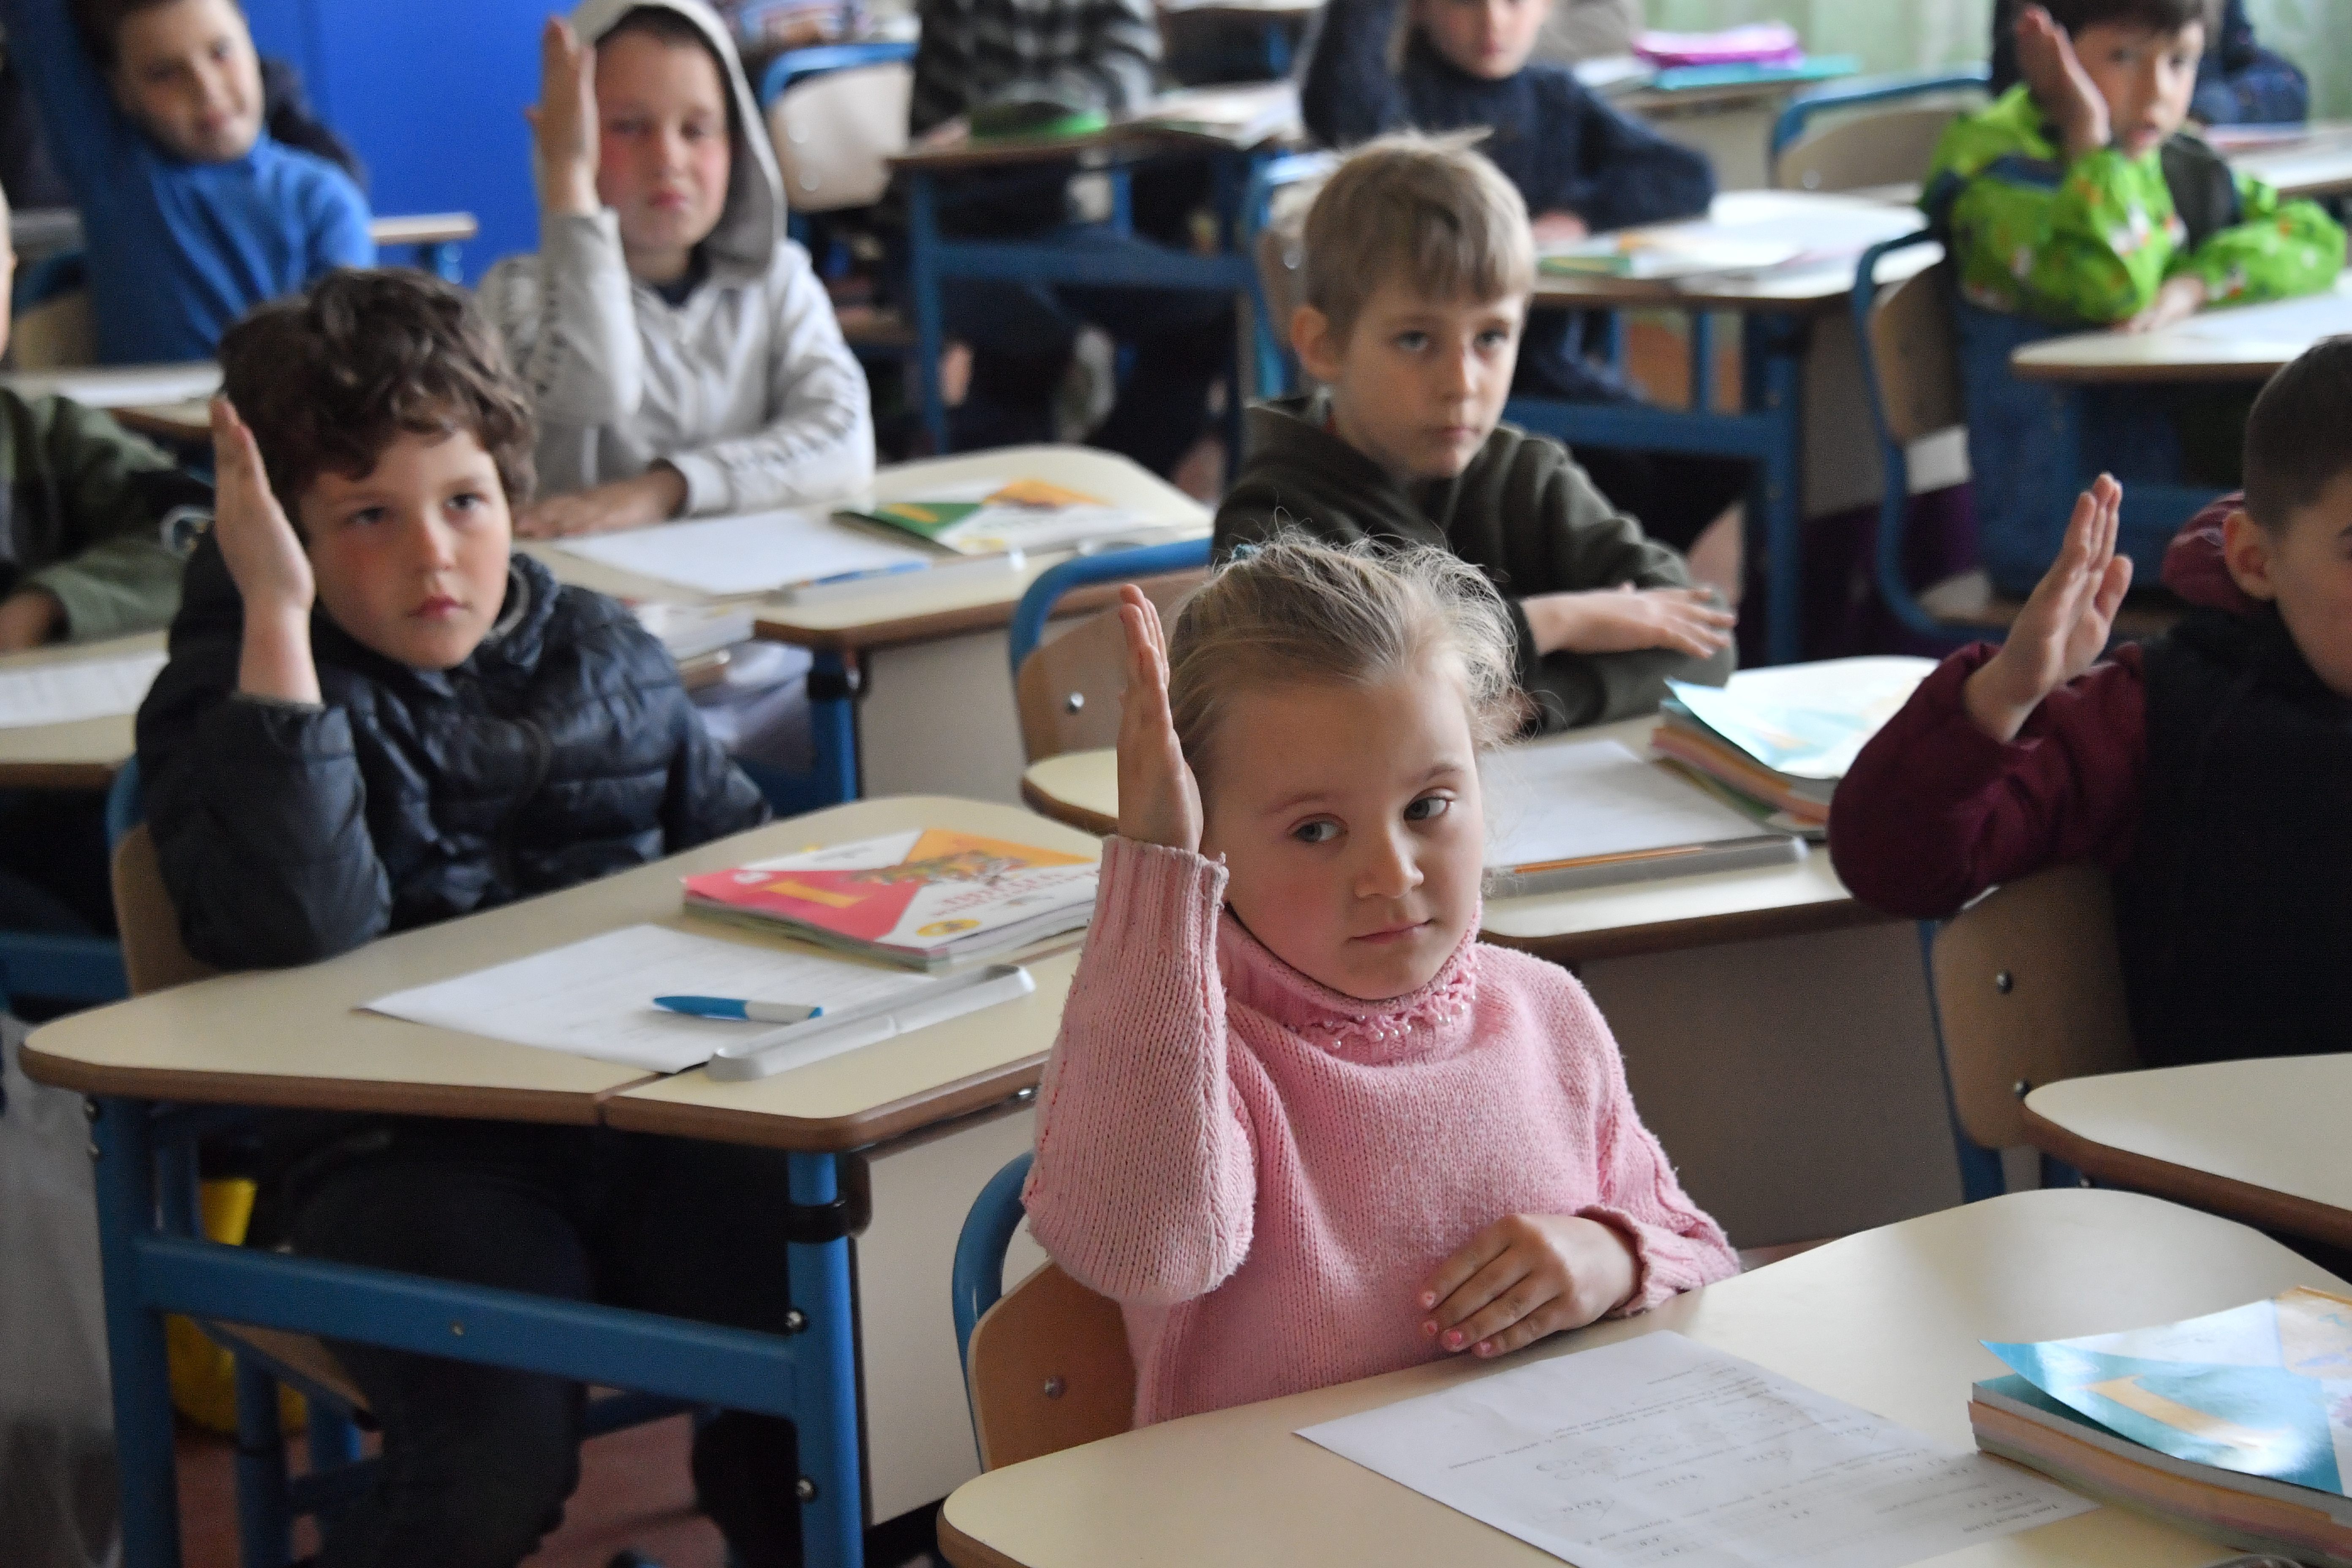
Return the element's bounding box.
[245,0,545,283]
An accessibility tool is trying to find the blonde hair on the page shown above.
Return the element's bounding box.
[1301,133,1536,345]
[1166,534,1526,786]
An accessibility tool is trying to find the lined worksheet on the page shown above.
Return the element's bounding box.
[1298,1332,2092,1568]
[363,924,931,1072]
[1481,739,1763,870]
[554,509,935,596]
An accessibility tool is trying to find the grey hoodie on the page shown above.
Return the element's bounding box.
[480,0,874,515]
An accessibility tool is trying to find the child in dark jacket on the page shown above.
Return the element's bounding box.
[136,270,803,1568]
[1829,338,2352,1072]
[1300,0,1748,557]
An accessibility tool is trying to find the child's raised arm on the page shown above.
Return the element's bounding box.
[1963,474,2129,743]
[1024,588,1257,1307]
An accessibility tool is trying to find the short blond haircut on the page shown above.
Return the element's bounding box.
[1166,534,1527,789]
[1301,134,1536,345]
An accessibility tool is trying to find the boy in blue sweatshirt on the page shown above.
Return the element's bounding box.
[1,0,372,362]
[1301,0,1748,562]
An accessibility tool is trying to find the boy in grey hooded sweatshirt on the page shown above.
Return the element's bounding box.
[483,0,874,539]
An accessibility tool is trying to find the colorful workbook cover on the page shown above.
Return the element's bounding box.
[835,479,1139,556]
[682,829,1097,967]
[1983,1287,2352,1496]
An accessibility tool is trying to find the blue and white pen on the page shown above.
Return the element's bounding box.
[655,995,824,1024]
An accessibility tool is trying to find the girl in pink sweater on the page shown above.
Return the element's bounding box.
[1024,537,1738,1426]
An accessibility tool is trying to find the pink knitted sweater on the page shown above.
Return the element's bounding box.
[1024,837,1739,1427]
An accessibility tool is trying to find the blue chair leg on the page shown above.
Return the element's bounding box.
[234,1355,297,1568]
[92,1099,185,1568]
[786,1151,864,1568]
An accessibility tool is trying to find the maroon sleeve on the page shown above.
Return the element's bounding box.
[1827,643,2148,918]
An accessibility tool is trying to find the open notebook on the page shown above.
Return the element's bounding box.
[1482,738,1804,895]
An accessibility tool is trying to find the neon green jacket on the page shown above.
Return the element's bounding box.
[1921,84,2344,325]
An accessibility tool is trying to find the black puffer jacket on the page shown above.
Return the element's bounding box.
[137,538,769,971]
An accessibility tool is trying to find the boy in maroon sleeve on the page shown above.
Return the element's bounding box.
[1829,336,2352,1069]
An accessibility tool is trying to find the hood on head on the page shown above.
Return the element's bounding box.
[568,0,783,276]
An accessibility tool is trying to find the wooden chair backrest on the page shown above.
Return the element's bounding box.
[967,1260,1133,1470]
[1773,104,1969,194]
[1014,569,1205,762]
[768,63,911,214]
[1930,863,2139,1152]
[1868,256,1963,448]
[110,824,216,996]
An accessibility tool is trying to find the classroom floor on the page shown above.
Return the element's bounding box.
[173,1413,944,1567]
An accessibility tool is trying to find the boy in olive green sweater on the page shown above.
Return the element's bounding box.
[1215,136,1733,733]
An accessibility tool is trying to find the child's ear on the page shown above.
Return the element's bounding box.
[2220,507,2278,601]
[1292,305,1343,386]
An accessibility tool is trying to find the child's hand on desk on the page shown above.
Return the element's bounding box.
[513,468,687,538]
[1113,583,1203,853]
[2014,5,2111,162]
[2118,275,2208,334]
[1420,1214,1640,1358]
[525,16,601,217]
[211,397,322,704]
[1531,212,1590,246]
[1964,474,2130,743]
[1523,585,1735,659]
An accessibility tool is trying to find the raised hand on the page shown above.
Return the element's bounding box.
[524,16,600,216]
[1113,584,1203,853]
[1418,1214,1639,1359]
[1963,474,2131,743]
[2015,5,2111,161]
[211,397,322,704]
[1524,584,1737,659]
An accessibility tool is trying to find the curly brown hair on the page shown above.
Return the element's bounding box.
[219,268,536,530]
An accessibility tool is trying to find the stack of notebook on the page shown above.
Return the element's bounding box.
[683,827,1098,971]
[1649,656,1935,836]
[1973,1288,2352,1565]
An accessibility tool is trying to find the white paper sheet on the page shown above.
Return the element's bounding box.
[2177,286,2352,346]
[552,509,936,596]
[1482,739,1766,870]
[362,924,932,1073]
[1298,1333,2093,1568]
[0,649,168,728]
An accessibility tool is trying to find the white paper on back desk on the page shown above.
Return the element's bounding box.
[1297,1332,2092,1568]
[553,508,935,596]
[362,924,930,1073]
[0,648,168,728]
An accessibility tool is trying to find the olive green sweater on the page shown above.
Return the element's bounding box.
[0,391,206,641]
[1214,394,1734,732]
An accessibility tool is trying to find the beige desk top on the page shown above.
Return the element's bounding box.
[2010,271,2352,385]
[941,1187,2340,1568]
[2224,123,2352,200]
[2023,1055,2352,1253]
[22,796,1100,1139]
[369,212,480,248]
[527,446,1210,653]
[0,360,221,409]
[1530,190,1932,313]
[1021,716,1881,965]
[0,630,161,789]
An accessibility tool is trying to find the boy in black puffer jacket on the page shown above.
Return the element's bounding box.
[136,269,806,1568]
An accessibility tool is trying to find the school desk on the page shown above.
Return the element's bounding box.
[0,359,221,409]
[2,211,479,282]
[529,445,1211,810]
[1617,61,1863,193]
[2219,121,2352,202]
[1516,189,1935,665]
[893,88,1298,455]
[2009,270,2352,386]
[2022,1055,2352,1255]
[939,1187,2336,1568]
[19,793,1094,1568]
[1015,710,1961,1247]
[0,630,160,789]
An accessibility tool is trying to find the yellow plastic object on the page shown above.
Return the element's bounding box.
[166,1179,306,1434]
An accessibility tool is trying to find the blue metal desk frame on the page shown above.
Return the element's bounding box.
[91,1094,872,1567]
[1503,304,1813,665]
[903,140,1276,460]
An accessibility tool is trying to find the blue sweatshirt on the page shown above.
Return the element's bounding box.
[3,0,373,363]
